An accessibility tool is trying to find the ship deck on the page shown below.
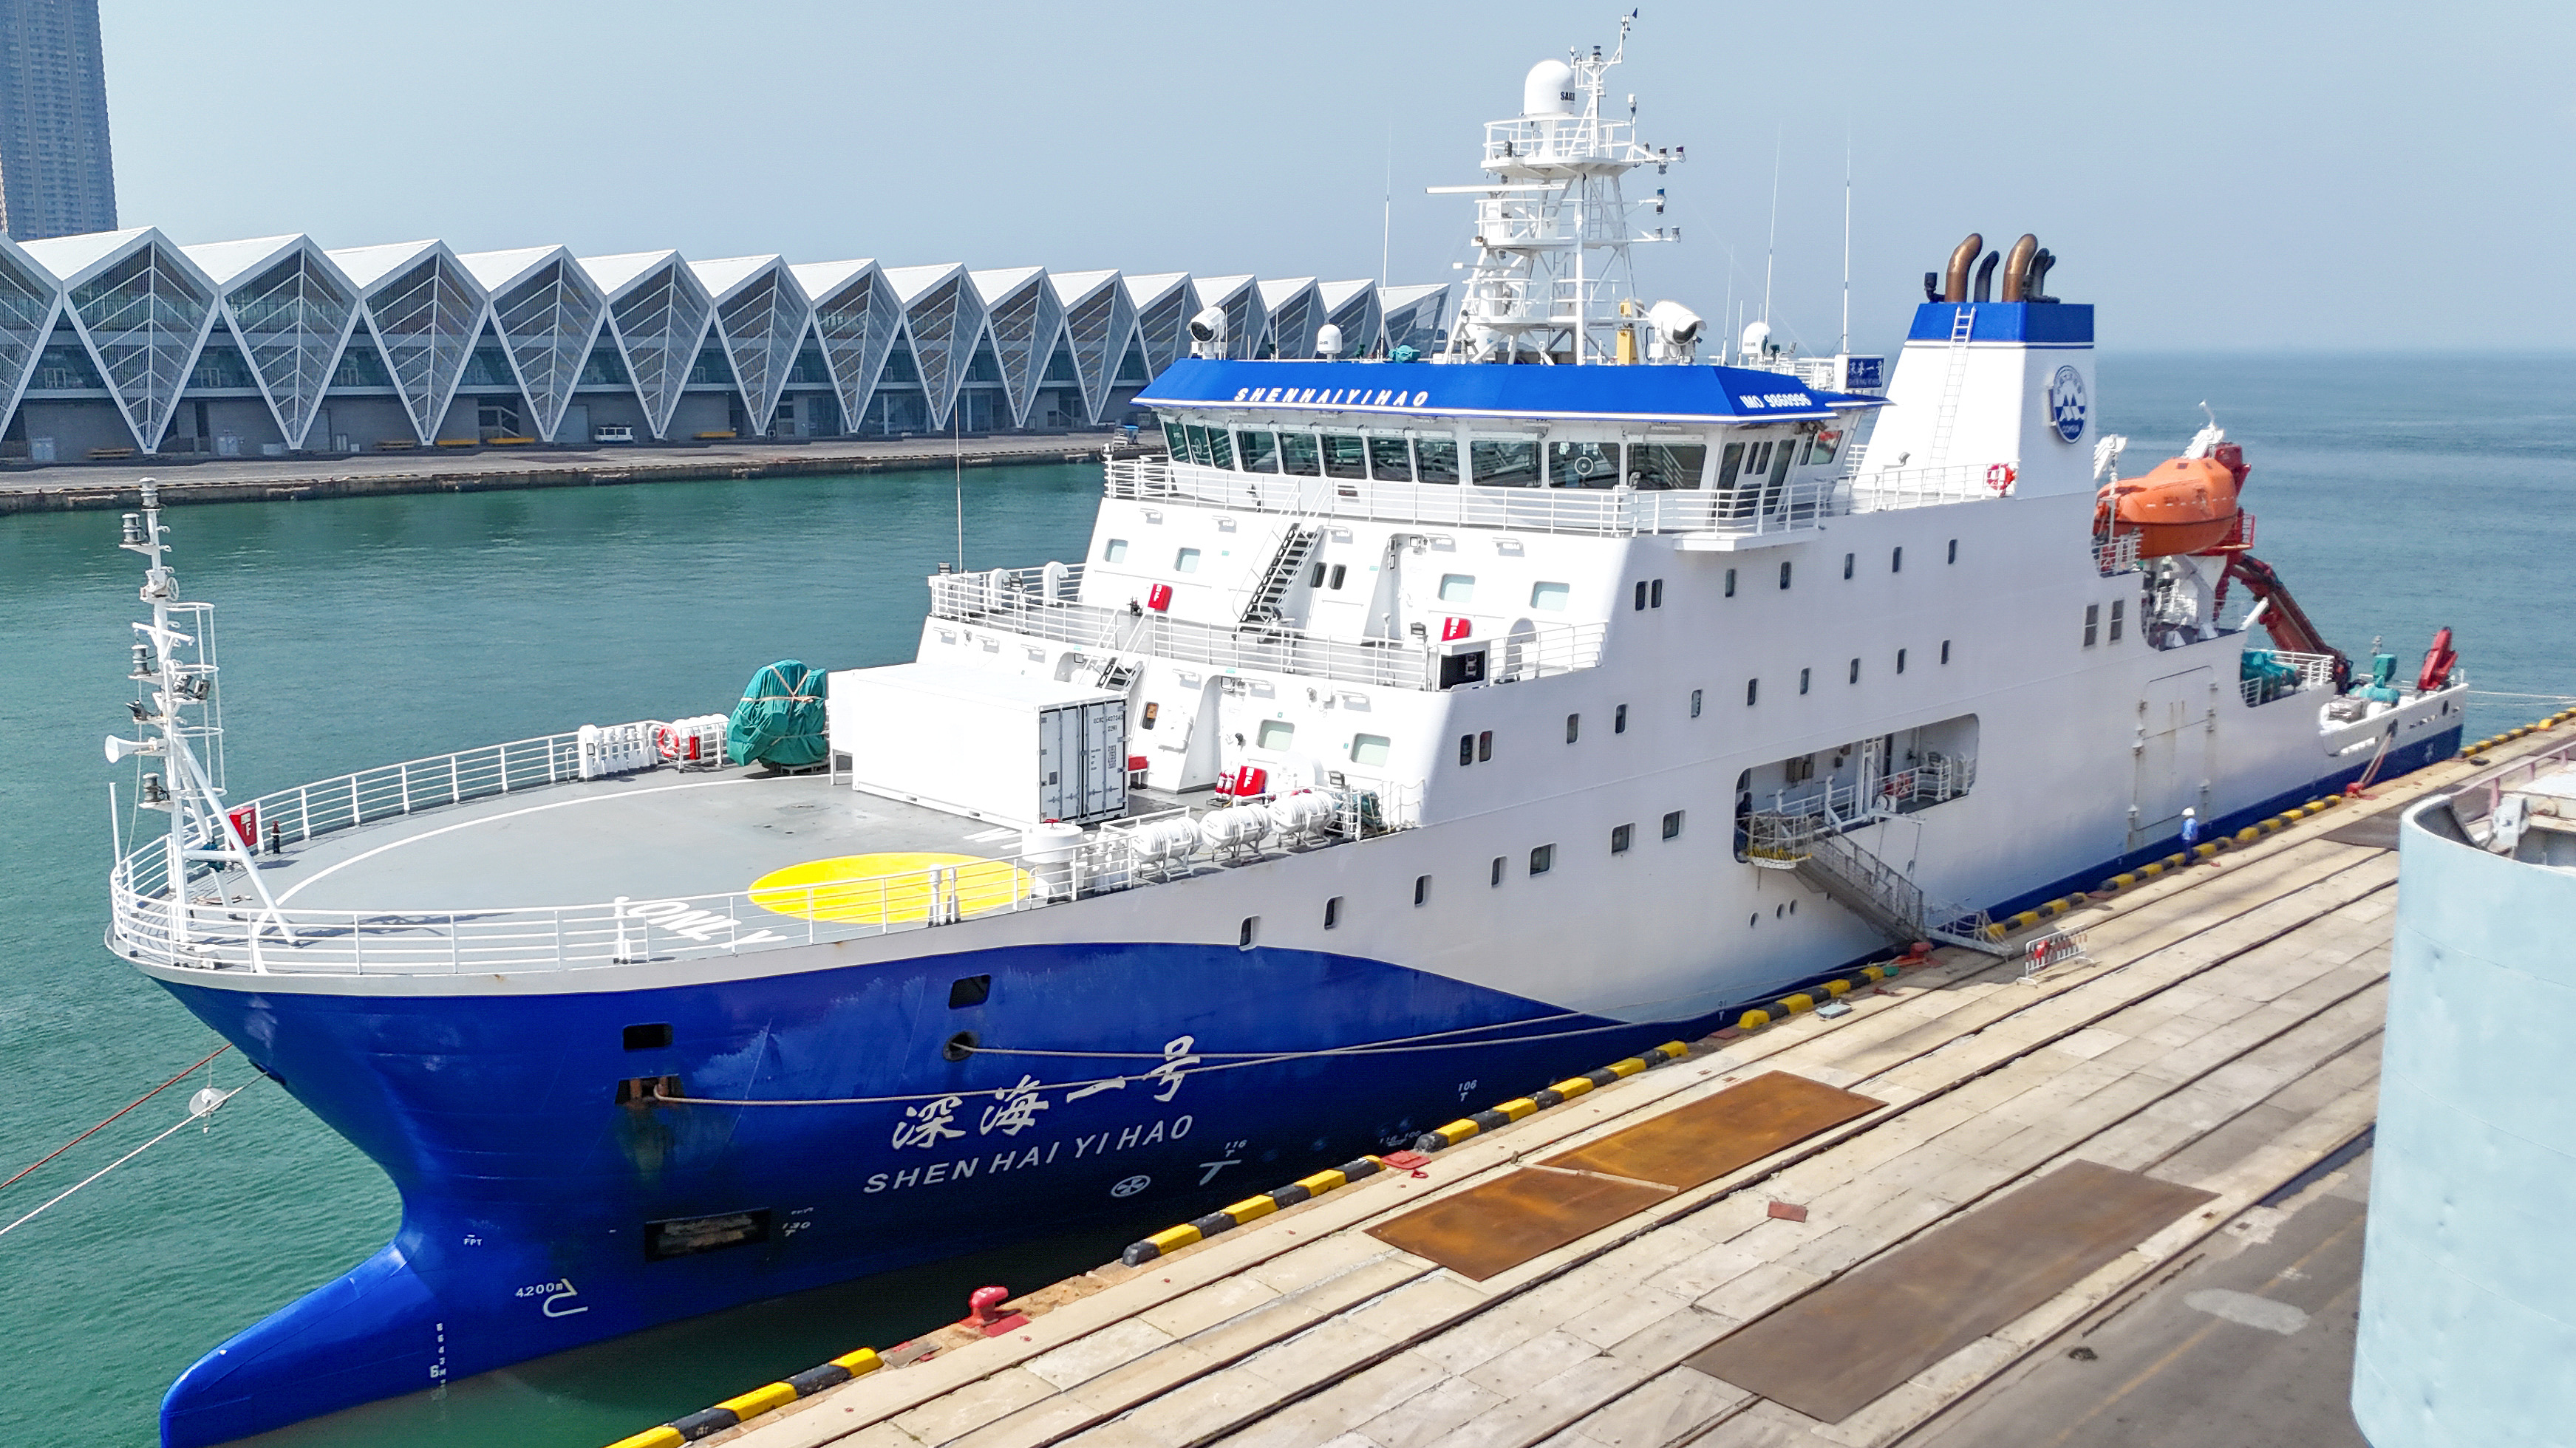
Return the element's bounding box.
[257,766,1165,915]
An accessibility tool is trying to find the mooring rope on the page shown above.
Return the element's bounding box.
[0,1083,248,1242]
[1,1043,231,1196]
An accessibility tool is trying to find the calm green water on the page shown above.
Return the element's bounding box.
[0,355,2569,1447]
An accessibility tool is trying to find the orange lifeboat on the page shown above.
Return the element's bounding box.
[2096,446,2244,557]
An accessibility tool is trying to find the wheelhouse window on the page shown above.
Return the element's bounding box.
[1470,439,1540,487]
[1322,434,1368,479]
[1204,426,1234,470]
[1804,428,1844,465]
[1238,429,1280,473]
[1550,440,1621,488]
[1631,440,1707,490]
[1368,435,1414,481]
[1280,432,1322,477]
[1162,419,1186,457]
[1414,436,1460,484]
[1183,423,1215,466]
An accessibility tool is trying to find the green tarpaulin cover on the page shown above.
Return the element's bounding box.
[728,660,829,768]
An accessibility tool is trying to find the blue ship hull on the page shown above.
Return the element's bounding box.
[151,724,2459,1447]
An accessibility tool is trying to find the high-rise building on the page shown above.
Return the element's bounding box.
[0,0,113,242]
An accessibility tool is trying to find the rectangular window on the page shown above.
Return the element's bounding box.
[1942,639,1952,664]
[1162,419,1187,457]
[1716,441,1746,490]
[1779,561,1793,590]
[1350,733,1391,766]
[946,977,989,1009]
[2084,603,2100,647]
[1631,440,1706,490]
[1322,434,1368,479]
[2110,599,2125,642]
[1238,429,1279,472]
[1663,810,1684,839]
[1746,677,1759,706]
[1306,561,1325,588]
[1238,916,1258,949]
[1140,702,1160,729]
[1634,581,1649,611]
[1256,720,1296,751]
[1459,734,1474,766]
[1328,563,1347,589]
[1615,704,1628,734]
[1173,547,1201,573]
[1415,436,1461,484]
[1892,545,1904,573]
[1183,423,1213,466]
[1323,896,1342,929]
[624,1022,673,1050]
[1205,427,1234,470]
[1490,856,1505,887]
[1690,689,1703,717]
[1565,713,1581,743]
[1897,647,1908,674]
[1611,823,1634,854]
[1279,432,1322,476]
[1549,440,1621,488]
[1529,844,1554,875]
[1530,581,1570,611]
[1103,538,1128,562]
[1724,568,1737,598]
[1810,428,1843,465]
[1368,435,1414,481]
[1650,579,1663,608]
[1478,730,1493,762]
[1470,439,1540,487]
[1843,553,1855,580]
[1850,658,1861,683]
[1414,875,1431,906]
[1438,573,1475,603]
[1800,666,1811,694]
[1948,539,1958,564]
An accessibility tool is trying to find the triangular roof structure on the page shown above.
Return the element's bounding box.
[182,234,361,451]
[328,239,489,445]
[460,245,607,443]
[0,234,63,440]
[25,228,220,452]
[885,263,986,430]
[1191,274,1264,361]
[1122,273,1194,378]
[693,256,811,434]
[1380,282,1451,354]
[579,250,712,440]
[1256,277,1321,360]
[1048,269,1137,427]
[791,259,901,441]
[1318,279,1382,359]
[970,267,1063,428]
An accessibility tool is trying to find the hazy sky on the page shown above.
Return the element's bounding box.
[101,1,2574,355]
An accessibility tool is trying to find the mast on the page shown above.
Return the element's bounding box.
[1437,15,1680,365]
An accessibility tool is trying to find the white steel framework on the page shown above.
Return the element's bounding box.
[793,259,902,441]
[695,256,809,436]
[0,233,64,433]
[1049,269,1139,426]
[585,251,714,442]
[332,240,489,446]
[27,228,219,451]
[1125,273,1195,378]
[885,263,987,431]
[185,236,361,452]
[971,267,1063,430]
[1192,273,1264,361]
[463,247,608,445]
[1318,278,1383,358]
[1257,276,1321,360]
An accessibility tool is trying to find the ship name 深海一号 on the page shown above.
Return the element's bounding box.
[862,1113,1198,1195]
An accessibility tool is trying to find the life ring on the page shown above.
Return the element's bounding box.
[1985,463,2017,494]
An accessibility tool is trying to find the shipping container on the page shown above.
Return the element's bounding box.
[827,663,1128,825]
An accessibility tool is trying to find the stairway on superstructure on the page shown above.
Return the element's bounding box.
[1754,819,2007,955]
[1240,526,1323,626]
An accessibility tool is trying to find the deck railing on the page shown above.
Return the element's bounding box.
[225,733,585,849]
[108,767,1423,978]
[1104,457,2011,539]
[928,569,1606,689]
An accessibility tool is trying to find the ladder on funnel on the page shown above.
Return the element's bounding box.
[1924,304,1976,468]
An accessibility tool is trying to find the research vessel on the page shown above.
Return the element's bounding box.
[103,30,2465,1446]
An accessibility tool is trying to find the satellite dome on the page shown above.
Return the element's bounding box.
[1740,318,1773,354]
[1522,58,1576,117]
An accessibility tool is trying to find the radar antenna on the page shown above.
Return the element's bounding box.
[1435,13,1680,365]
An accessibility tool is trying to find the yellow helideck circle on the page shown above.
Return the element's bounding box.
[749,853,1032,924]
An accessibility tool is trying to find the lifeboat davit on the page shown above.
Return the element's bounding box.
[2096,445,2245,557]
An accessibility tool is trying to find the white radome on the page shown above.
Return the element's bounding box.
[1522,58,1576,117]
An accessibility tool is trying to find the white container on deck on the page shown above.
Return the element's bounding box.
[827,663,1128,825]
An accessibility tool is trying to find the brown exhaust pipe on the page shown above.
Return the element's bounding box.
[2001,234,2038,301]
[1972,250,2000,302]
[1941,233,1983,303]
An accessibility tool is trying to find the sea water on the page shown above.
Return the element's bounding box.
[0,354,2567,1447]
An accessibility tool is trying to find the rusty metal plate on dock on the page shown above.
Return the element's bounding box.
[1542,1071,1884,1191]
[1685,1159,2215,1424]
[1366,1169,1669,1281]
[2322,813,2402,850]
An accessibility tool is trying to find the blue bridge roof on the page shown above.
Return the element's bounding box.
[1135,359,1881,425]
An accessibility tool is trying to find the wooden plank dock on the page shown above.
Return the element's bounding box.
[611,718,2575,1448]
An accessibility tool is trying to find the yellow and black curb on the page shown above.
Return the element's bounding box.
[605,1346,883,1447]
[1733,962,1915,1031]
[1119,1152,1391,1266]
[1412,1039,1694,1151]
[2458,708,2576,758]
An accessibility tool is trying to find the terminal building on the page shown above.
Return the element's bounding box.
[0,228,1449,462]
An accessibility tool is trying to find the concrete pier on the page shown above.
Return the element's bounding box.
[610,719,2576,1448]
[0,434,1128,515]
